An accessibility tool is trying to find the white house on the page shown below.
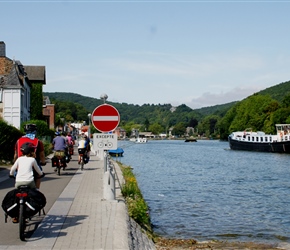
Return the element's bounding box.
[0,41,41,129]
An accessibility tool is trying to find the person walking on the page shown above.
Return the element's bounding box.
[14,124,46,189]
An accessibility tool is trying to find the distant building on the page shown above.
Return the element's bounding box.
[43,96,55,129]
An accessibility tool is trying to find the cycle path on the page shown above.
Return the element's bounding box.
[0,153,130,250]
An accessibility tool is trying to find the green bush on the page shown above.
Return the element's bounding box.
[0,119,54,162]
[43,140,53,156]
[0,120,23,162]
[21,120,54,137]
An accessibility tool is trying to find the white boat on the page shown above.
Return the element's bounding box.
[228,124,290,153]
[136,137,147,143]
[129,137,147,143]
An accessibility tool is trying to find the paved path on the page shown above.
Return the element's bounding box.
[0,153,132,250]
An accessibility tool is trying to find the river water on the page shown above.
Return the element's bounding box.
[115,139,290,245]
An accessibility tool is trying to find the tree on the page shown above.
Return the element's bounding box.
[189,118,198,128]
[144,118,150,131]
[172,122,186,137]
[148,123,164,135]
[30,83,44,120]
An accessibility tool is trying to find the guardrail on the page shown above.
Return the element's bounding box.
[103,151,116,200]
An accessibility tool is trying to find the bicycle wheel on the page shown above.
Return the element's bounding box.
[19,203,25,241]
[58,166,61,176]
[81,157,84,171]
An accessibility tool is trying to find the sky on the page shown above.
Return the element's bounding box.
[1,0,290,110]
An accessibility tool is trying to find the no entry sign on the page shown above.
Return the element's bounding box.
[91,104,120,133]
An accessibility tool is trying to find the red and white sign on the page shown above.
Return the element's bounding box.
[91,104,120,133]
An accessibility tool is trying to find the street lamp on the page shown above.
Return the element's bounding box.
[88,113,91,139]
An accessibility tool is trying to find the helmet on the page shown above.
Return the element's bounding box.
[20,142,36,155]
[24,124,37,133]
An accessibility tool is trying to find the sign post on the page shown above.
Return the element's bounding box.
[91,103,120,201]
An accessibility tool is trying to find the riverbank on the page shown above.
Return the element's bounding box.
[154,238,282,249]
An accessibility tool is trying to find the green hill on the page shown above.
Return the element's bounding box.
[43,79,290,138]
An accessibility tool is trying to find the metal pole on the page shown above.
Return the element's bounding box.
[104,150,107,172]
[88,113,91,139]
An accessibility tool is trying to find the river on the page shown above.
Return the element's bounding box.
[115,139,290,245]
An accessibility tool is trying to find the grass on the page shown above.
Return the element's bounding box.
[117,161,154,235]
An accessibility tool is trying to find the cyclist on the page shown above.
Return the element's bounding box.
[52,131,67,171]
[10,142,44,223]
[66,132,74,157]
[10,142,44,189]
[77,134,89,164]
[84,134,91,163]
[14,124,46,189]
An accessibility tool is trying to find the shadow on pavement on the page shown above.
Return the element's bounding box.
[26,214,88,241]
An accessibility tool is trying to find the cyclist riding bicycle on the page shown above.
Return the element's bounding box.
[66,132,74,146]
[52,131,67,171]
[66,132,74,157]
[14,124,46,189]
[11,142,44,189]
[10,142,44,223]
[77,134,89,164]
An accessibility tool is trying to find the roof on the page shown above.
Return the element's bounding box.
[0,62,24,88]
[24,65,46,84]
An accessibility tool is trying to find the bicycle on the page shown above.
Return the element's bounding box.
[52,151,67,175]
[78,148,87,171]
[2,176,46,241]
[68,144,74,157]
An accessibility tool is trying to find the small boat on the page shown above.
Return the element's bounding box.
[185,138,197,142]
[136,137,147,143]
[129,137,148,143]
[228,124,290,153]
[108,147,124,157]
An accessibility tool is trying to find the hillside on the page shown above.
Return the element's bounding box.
[43,92,236,121]
[43,79,290,138]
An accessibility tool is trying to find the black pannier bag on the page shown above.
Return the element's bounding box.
[25,189,46,217]
[1,189,19,218]
[51,156,67,167]
[2,188,46,218]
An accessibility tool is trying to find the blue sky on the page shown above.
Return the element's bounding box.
[1,0,290,109]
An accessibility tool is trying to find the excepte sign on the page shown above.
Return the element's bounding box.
[93,133,118,150]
